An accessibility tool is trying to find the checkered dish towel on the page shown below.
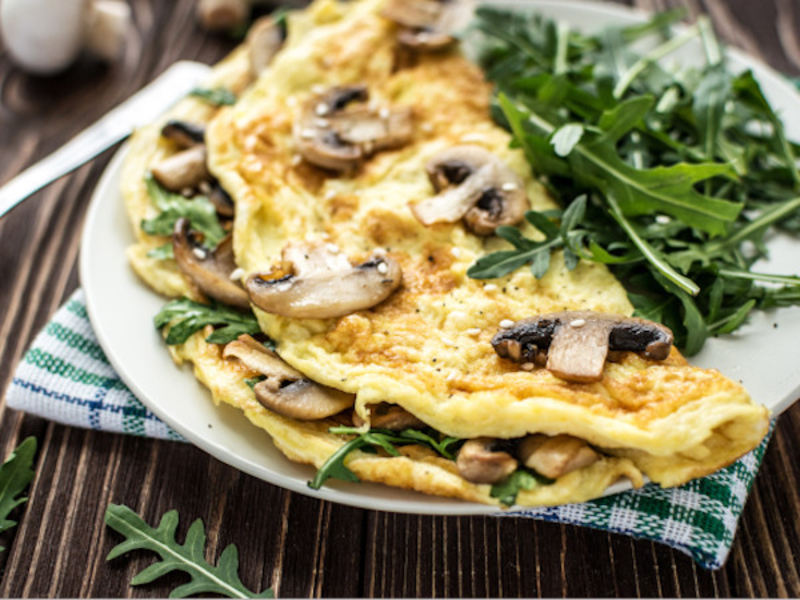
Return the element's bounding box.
[6,288,773,570]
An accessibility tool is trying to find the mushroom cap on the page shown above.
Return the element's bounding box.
[209,182,235,218]
[294,85,413,171]
[412,145,529,235]
[255,379,355,421]
[456,438,518,484]
[352,403,427,431]
[492,311,674,383]
[151,145,210,193]
[172,218,250,309]
[247,14,286,75]
[381,0,476,52]
[517,434,599,479]
[246,242,403,319]
[223,335,355,421]
[161,120,206,149]
[197,0,249,32]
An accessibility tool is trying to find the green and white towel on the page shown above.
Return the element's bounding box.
[6,288,773,570]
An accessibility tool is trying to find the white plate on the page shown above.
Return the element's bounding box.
[80,0,800,515]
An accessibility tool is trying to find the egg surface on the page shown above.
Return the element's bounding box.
[126,0,770,506]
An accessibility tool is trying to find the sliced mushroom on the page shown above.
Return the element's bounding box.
[161,120,206,149]
[294,85,413,171]
[172,218,250,309]
[224,334,355,420]
[411,145,529,235]
[209,182,235,218]
[246,241,403,319]
[197,0,249,32]
[382,0,476,51]
[151,145,210,193]
[492,311,674,383]
[456,438,518,484]
[247,14,286,75]
[517,434,599,479]
[352,403,427,431]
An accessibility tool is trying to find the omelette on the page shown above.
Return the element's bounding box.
[122,0,770,507]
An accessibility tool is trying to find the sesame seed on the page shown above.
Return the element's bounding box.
[181,187,194,197]
[446,372,457,381]
[230,268,245,280]
[501,182,518,191]
[499,319,515,329]
[315,102,329,116]
[287,96,298,107]
[192,248,207,260]
[416,32,431,43]
[315,118,330,128]
[373,247,387,255]
[324,189,337,200]
[326,243,340,254]
[466,328,481,336]
[377,262,389,274]
[244,135,259,151]
[484,284,498,292]
[521,362,535,371]
[311,84,326,94]
[301,128,316,139]
[451,247,462,258]
[570,319,587,328]
[291,154,302,166]
[460,132,486,143]
[379,107,391,120]
[198,181,212,195]
[421,123,434,132]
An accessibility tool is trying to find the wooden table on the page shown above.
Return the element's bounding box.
[1,0,799,596]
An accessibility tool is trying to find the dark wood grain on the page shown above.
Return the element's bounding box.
[1,0,800,596]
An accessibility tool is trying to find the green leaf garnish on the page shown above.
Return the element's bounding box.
[146,243,175,260]
[0,437,37,551]
[141,176,226,252]
[244,376,266,390]
[154,297,263,345]
[490,469,551,507]
[189,87,237,106]
[309,427,462,490]
[470,8,800,354]
[105,504,273,598]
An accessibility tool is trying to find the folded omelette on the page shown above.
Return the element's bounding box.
[122,0,769,507]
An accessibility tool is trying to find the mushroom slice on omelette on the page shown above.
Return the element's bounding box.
[132,0,769,507]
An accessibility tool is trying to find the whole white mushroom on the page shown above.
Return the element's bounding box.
[0,0,131,75]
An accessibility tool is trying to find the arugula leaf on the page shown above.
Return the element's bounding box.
[155,298,263,345]
[105,504,272,598]
[550,123,584,156]
[189,87,237,106]
[490,469,551,506]
[141,177,226,251]
[470,8,800,354]
[244,376,266,391]
[147,243,175,261]
[503,94,742,235]
[309,427,462,490]
[0,437,37,551]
